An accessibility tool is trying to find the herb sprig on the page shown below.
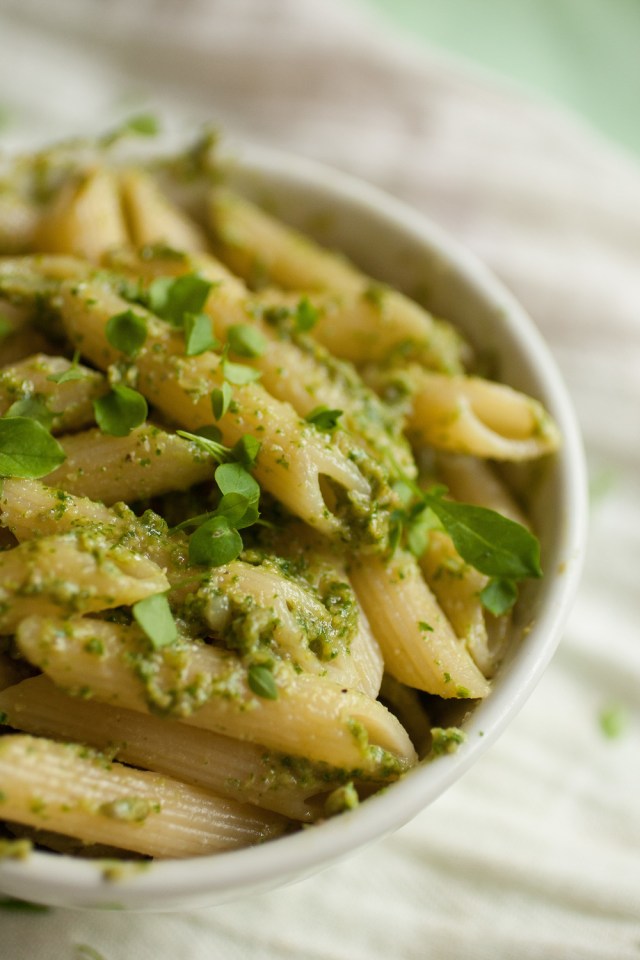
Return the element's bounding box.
[391,476,542,616]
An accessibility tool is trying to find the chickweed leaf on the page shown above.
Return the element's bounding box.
[227,323,266,358]
[230,434,261,470]
[47,351,87,384]
[93,385,148,437]
[184,312,219,356]
[5,395,54,429]
[211,382,233,420]
[221,355,262,385]
[305,406,343,432]
[188,515,243,567]
[215,461,260,503]
[0,417,66,478]
[149,274,213,327]
[105,310,147,358]
[479,578,518,616]
[133,593,178,649]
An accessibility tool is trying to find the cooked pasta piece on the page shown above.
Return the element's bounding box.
[349,548,490,698]
[383,366,560,461]
[106,245,416,478]
[33,167,128,261]
[0,479,375,688]
[208,187,466,372]
[16,615,417,772]
[0,676,343,821]
[119,168,209,254]
[0,353,106,433]
[0,734,288,858]
[53,276,377,540]
[0,532,168,633]
[47,424,216,504]
[419,530,508,678]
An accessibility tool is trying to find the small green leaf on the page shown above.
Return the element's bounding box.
[5,395,54,429]
[406,506,440,558]
[305,406,343,432]
[176,429,231,463]
[189,515,243,567]
[184,312,219,356]
[47,351,86,384]
[215,492,259,530]
[0,417,66,478]
[295,296,319,332]
[132,593,178,649]
[211,382,233,420]
[93,385,148,437]
[423,494,542,581]
[222,356,262,385]
[227,323,267,358]
[231,434,261,470]
[215,461,260,502]
[105,310,147,358]
[247,663,278,700]
[480,578,518,616]
[149,274,213,327]
[418,621,434,633]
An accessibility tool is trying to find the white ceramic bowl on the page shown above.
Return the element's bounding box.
[0,144,588,911]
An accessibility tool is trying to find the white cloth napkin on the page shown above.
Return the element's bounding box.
[1,1,639,957]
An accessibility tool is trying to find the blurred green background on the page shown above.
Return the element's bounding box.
[364,0,640,157]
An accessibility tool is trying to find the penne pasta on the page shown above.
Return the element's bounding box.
[0,353,106,433]
[0,135,560,862]
[47,423,216,504]
[0,532,169,633]
[349,548,490,699]
[0,734,288,858]
[16,615,418,772]
[0,676,341,821]
[208,187,467,372]
[388,366,560,461]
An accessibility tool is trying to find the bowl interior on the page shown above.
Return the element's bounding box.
[0,145,588,911]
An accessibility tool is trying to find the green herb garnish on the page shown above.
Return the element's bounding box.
[105,310,147,358]
[132,593,178,650]
[5,395,54,429]
[295,296,319,332]
[305,406,343,432]
[227,323,266,358]
[211,382,233,420]
[184,313,219,356]
[0,417,66,478]
[479,577,518,616]
[221,355,262,385]
[247,663,278,700]
[188,515,243,566]
[148,274,213,327]
[93,385,148,437]
[430,726,467,755]
[47,350,86,384]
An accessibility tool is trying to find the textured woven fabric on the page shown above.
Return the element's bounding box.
[0,1,639,956]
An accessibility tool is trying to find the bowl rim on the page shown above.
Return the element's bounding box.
[0,142,588,910]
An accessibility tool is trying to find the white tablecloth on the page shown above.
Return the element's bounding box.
[0,1,639,956]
